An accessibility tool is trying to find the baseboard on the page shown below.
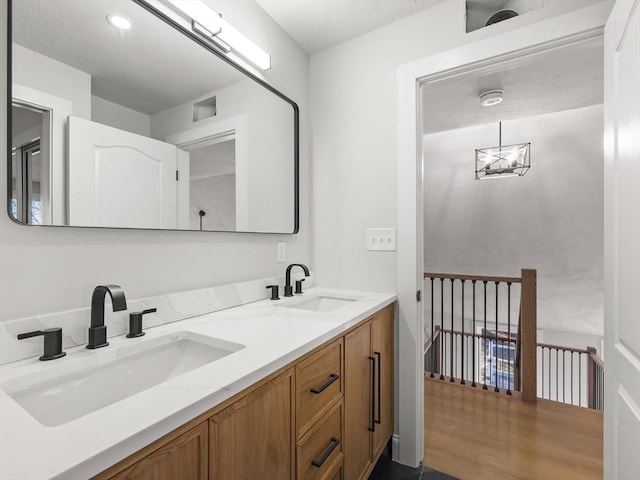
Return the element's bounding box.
[391,433,400,462]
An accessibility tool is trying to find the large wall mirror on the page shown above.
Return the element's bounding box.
[7,0,299,233]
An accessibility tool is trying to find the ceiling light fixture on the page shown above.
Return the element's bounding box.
[106,14,132,30]
[165,0,271,71]
[479,89,504,107]
[475,121,530,180]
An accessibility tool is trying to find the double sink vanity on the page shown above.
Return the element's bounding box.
[4,0,397,478]
[0,281,395,480]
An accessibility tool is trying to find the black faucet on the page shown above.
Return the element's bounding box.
[87,285,127,349]
[284,263,310,297]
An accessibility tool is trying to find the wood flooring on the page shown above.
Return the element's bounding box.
[423,376,603,480]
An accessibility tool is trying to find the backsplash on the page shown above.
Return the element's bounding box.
[0,272,313,365]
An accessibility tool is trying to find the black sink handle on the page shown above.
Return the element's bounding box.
[18,328,66,361]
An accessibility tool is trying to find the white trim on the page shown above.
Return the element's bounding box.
[396,2,612,468]
[391,433,401,463]
[166,114,248,231]
[11,84,72,225]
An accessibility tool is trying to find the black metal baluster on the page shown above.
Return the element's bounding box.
[494,282,500,393]
[430,277,435,378]
[507,282,512,395]
[450,279,455,383]
[483,281,488,390]
[461,280,465,385]
[440,278,445,381]
[472,280,477,387]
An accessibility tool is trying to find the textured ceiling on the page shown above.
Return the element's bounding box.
[255,0,446,53]
[12,0,244,115]
[421,39,604,134]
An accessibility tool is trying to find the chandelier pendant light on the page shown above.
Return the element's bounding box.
[475,121,530,180]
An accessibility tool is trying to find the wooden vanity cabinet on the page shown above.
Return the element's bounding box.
[93,303,394,480]
[344,305,394,480]
[295,339,344,480]
[106,422,208,480]
[209,369,295,480]
[371,305,394,460]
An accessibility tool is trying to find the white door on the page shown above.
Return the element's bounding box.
[68,116,178,229]
[604,1,640,478]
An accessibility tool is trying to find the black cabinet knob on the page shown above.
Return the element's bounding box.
[17,328,66,361]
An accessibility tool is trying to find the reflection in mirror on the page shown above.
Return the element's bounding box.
[11,103,45,224]
[188,139,236,231]
[8,0,298,233]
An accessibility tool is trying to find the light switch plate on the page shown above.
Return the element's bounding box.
[276,242,286,262]
[367,228,396,251]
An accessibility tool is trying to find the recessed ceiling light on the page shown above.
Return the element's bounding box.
[479,89,504,107]
[107,14,132,30]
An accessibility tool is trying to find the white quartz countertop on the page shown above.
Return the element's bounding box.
[0,287,395,480]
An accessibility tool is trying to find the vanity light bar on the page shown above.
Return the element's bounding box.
[166,0,221,35]
[217,18,271,71]
[164,0,271,71]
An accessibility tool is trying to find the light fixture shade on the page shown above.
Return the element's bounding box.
[475,121,530,180]
[475,143,530,179]
[163,0,271,70]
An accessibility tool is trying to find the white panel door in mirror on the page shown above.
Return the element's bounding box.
[67,116,177,229]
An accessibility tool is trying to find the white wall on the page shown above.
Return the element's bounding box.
[423,105,604,336]
[0,1,311,322]
[190,174,236,231]
[91,96,151,137]
[310,0,609,294]
[12,44,91,119]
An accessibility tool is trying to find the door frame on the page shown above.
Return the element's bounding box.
[11,84,72,225]
[395,3,611,467]
[166,114,249,231]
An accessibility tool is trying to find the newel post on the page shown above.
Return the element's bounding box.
[520,269,537,404]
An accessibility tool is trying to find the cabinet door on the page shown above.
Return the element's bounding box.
[109,422,207,480]
[344,322,373,480]
[371,305,394,459]
[209,370,295,480]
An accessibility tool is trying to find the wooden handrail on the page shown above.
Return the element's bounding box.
[424,272,522,284]
[433,328,517,343]
[537,343,590,355]
[587,346,605,370]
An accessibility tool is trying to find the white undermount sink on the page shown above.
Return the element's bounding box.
[284,293,362,313]
[2,332,244,427]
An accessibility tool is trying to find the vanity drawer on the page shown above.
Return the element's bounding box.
[296,338,343,437]
[297,402,343,480]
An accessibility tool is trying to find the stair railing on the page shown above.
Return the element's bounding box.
[424,269,537,404]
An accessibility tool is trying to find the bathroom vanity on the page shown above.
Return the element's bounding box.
[0,288,395,480]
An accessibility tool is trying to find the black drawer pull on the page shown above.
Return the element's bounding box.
[311,437,340,468]
[375,351,381,424]
[310,373,340,394]
[368,356,375,432]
